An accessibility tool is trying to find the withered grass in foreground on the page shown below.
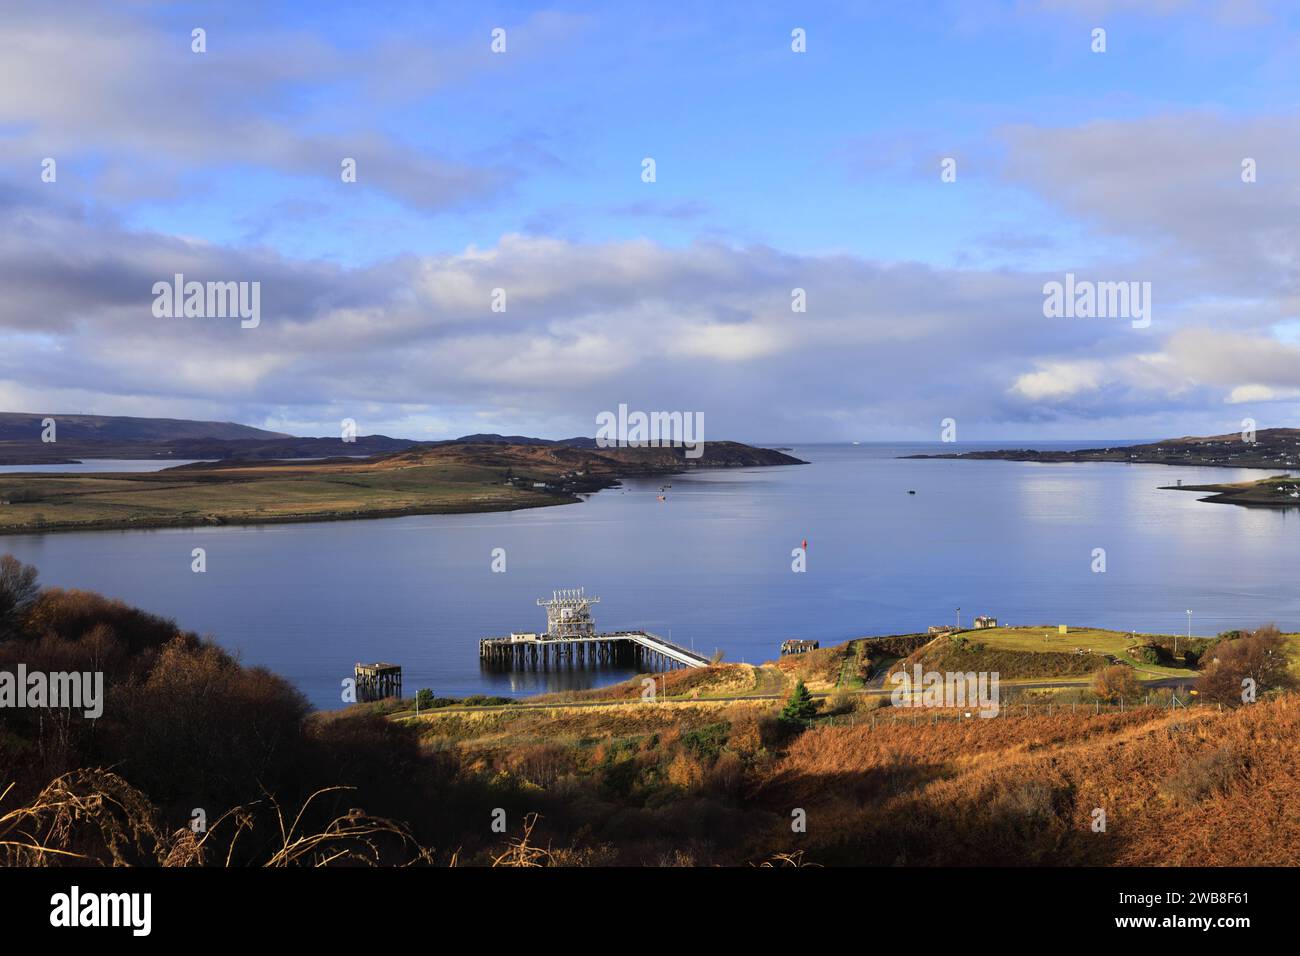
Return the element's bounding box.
[5,698,1298,866]
[3,553,1297,866]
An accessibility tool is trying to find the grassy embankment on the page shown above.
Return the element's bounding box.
[902,626,1204,683]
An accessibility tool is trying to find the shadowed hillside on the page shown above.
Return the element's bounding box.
[2,554,1297,867]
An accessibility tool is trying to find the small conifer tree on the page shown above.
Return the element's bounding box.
[780,679,817,723]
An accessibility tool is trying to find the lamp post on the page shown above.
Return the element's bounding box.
[1183,609,1192,653]
[956,606,961,630]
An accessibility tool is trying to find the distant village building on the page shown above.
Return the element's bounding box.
[972,615,998,629]
[780,639,819,655]
[928,624,958,636]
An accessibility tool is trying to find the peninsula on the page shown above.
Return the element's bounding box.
[0,425,804,534]
[905,428,1300,507]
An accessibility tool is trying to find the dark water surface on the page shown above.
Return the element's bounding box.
[2,444,1295,709]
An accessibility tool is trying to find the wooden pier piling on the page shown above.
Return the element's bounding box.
[354,662,402,701]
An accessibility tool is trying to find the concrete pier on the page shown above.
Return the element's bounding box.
[479,629,710,671]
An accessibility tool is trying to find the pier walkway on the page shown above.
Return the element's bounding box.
[479,629,711,671]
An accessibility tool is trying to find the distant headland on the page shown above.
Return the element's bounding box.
[0,412,805,534]
[904,428,1300,508]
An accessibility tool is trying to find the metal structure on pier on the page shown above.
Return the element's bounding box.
[537,588,599,640]
[481,589,710,672]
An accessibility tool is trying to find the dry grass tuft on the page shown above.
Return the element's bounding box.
[0,771,435,867]
[0,768,165,866]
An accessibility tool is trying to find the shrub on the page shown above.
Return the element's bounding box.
[1197,625,1297,706]
[827,688,856,715]
[666,752,705,789]
[705,750,745,797]
[681,722,729,762]
[1091,664,1142,703]
[723,709,764,756]
[1134,645,1162,665]
[23,587,189,657]
[0,554,40,638]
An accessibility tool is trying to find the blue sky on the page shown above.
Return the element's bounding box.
[2,0,1299,441]
[125,1,1294,266]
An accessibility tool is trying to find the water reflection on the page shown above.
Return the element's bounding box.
[1,443,1296,709]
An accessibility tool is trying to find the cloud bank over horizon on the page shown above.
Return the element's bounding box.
[2,0,1298,443]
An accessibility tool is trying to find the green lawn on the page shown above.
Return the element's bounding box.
[956,626,1199,680]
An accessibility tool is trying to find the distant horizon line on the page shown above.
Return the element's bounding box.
[0,409,1257,448]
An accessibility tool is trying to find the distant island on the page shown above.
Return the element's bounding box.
[0,413,805,533]
[903,428,1300,508]
[902,427,1300,471]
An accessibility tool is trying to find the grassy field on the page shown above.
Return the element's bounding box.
[0,458,568,532]
[928,625,1202,680]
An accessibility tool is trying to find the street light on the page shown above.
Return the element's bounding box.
[1183,609,1193,653]
[956,606,961,630]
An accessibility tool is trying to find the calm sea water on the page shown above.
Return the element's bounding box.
[1,444,1295,709]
